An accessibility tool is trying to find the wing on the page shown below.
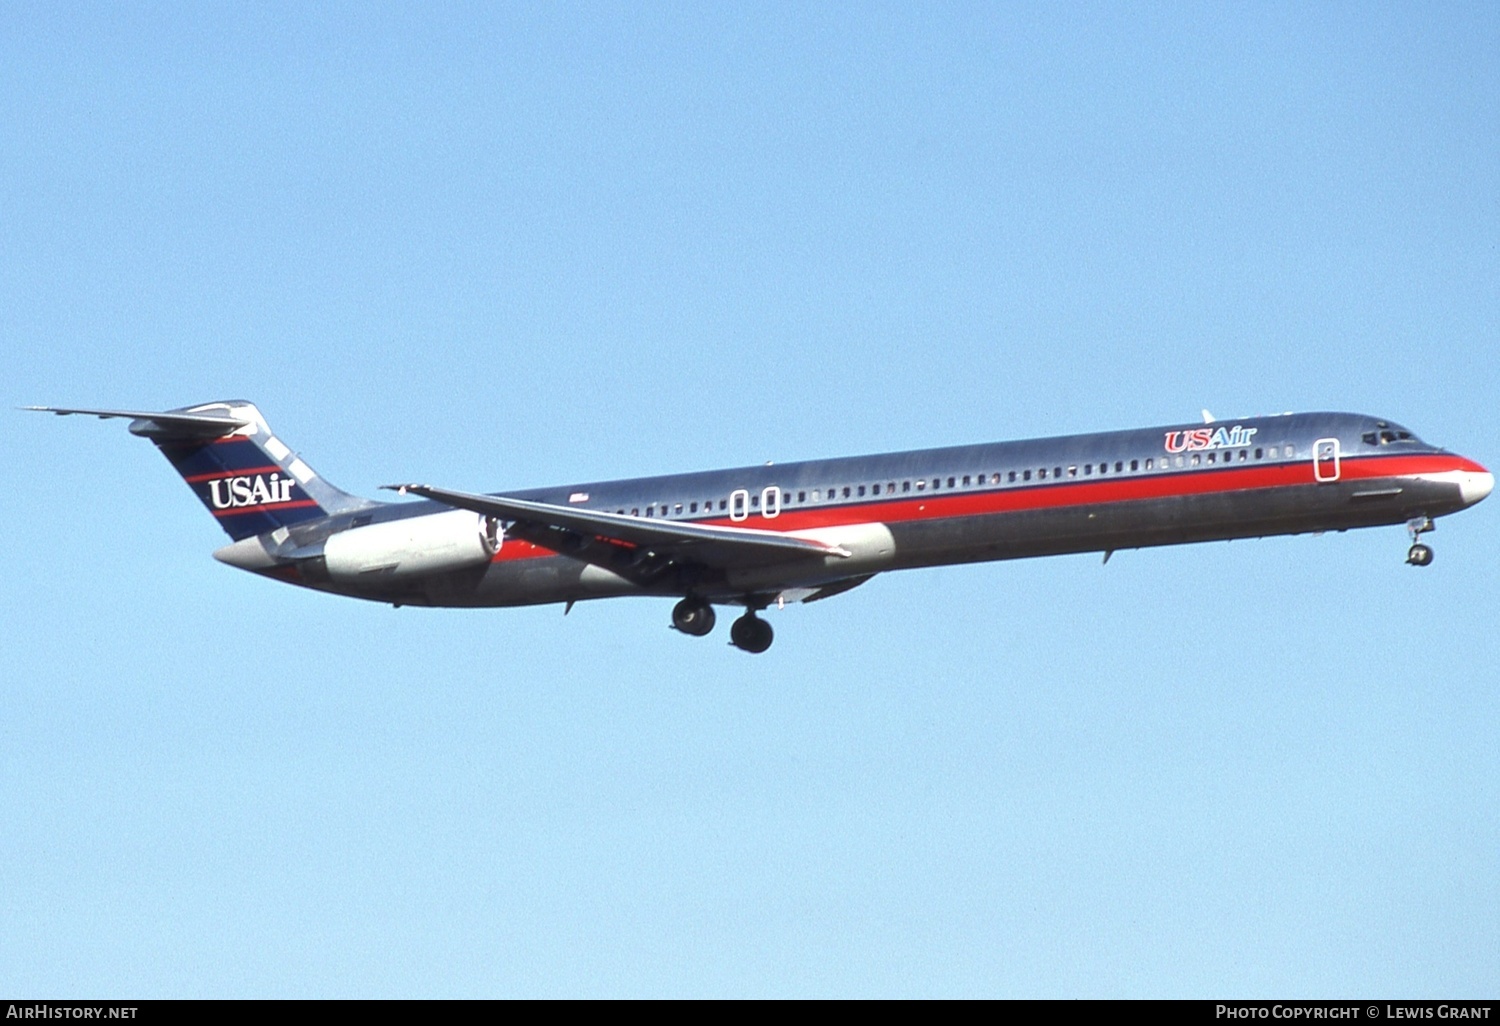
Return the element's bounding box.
[384,482,851,570]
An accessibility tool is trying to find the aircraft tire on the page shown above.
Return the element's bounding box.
[730,613,773,654]
[1407,543,1434,567]
[672,598,717,636]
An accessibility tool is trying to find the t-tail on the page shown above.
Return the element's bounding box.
[28,400,375,540]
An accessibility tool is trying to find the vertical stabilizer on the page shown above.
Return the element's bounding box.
[30,400,376,542]
[140,401,374,540]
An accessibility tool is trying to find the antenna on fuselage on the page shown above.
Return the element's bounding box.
[1202,409,1216,423]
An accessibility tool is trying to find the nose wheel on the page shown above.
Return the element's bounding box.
[1405,516,1435,567]
[729,611,774,654]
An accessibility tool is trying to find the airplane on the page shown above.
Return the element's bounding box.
[29,400,1492,653]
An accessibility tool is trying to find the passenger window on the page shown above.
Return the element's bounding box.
[858,485,866,497]
[1116,461,1124,473]
[1254,448,1263,459]
[843,487,851,498]
[690,502,698,513]
[1144,458,1153,470]
[1130,459,1139,472]
[963,475,971,486]
[947,477,955,488]
[1038,468,1047,480]
[1084,464,1092,476]
[916,479,926,491]
[1054,467,1062,478]
[1068,466,1077,478]
[1008,471,1017,483]
[902,481,911,493]
[1023,470,1032,481]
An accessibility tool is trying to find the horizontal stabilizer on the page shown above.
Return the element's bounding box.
[25,405,247,439]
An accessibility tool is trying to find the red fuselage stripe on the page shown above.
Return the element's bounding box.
[489,452,1477,564]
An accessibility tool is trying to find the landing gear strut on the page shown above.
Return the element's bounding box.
[1406,516,1435,567]
[729,611,774,654]
[671,598,717,636]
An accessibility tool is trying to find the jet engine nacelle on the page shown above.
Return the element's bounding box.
[323,509,501,580]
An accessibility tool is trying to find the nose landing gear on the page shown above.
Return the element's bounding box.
[1405,516,1435,567]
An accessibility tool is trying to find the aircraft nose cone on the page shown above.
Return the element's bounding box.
[1462,468,1494,506]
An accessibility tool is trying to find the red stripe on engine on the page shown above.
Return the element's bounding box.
[492,539,559,562]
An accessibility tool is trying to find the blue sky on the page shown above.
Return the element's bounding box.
[4,2,1497,997]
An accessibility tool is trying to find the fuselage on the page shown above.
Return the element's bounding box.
[240,411,1490,610]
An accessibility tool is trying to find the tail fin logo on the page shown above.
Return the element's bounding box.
[205,472,298,510]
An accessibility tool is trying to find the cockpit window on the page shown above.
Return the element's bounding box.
[1364,428,1416,446]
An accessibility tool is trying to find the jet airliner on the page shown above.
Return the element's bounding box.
[31,401,1491,652]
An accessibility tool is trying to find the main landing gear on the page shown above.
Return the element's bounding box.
[671,598,775,652]
[729,611,774,654]
[671,597,717,636]
[1405,516,1435,567]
